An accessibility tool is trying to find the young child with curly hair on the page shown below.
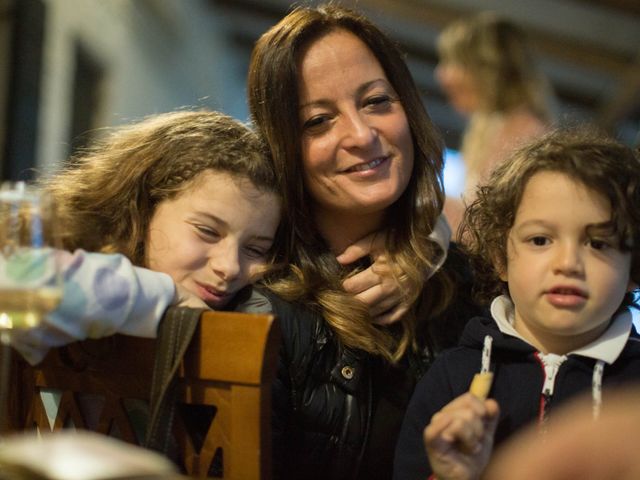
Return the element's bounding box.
[394,127,640,480]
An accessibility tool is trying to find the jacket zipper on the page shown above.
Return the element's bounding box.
[534,352,567,430]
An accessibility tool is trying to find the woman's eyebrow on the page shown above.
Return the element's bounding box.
[355,78,390,96]
[298,78,390,110]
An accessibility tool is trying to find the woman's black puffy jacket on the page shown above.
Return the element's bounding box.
[236,245,481,480]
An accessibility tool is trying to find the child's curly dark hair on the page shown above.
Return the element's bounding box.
[459,126,640,307]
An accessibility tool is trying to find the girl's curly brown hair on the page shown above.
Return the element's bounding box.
[460,126,640,307]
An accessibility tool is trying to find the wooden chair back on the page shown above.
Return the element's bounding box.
[9,309,280,480]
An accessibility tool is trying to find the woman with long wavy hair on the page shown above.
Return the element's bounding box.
[242,5,480,478]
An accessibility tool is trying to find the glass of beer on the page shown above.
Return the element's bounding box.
[0,181,63,432]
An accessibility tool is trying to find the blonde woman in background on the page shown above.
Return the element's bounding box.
[437,12,555,235]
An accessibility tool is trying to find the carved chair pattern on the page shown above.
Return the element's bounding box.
[10,310,279,480]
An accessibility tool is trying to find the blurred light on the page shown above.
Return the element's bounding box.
[443,148,465,198]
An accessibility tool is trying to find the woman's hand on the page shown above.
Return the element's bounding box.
[424,393,500,480]
[337,232,410,325]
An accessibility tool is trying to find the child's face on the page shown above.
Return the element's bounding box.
[501,171,633,354]
[145,170,280,309]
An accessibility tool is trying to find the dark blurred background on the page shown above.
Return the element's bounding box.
[1,0,639,182]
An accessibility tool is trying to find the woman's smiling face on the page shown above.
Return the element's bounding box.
[297,29,414,222]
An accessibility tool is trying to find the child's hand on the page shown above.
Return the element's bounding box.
[424,392,500,480]
[337,232,410,325]
[173,284,210,309]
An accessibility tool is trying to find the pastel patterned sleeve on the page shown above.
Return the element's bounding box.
[10,249,176,365]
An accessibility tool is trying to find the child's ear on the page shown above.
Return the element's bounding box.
[495,256,508,282]
[498,270,508,282]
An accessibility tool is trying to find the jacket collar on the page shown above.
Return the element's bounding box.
[490,295,633,365]
[426,214,451,280]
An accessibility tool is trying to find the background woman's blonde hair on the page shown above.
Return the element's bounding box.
[42,110,276,266]
[437,11,553,119]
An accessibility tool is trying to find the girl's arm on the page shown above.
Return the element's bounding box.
[10,249,176,365]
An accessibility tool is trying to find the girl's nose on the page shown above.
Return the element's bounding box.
[209,244,241,282]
